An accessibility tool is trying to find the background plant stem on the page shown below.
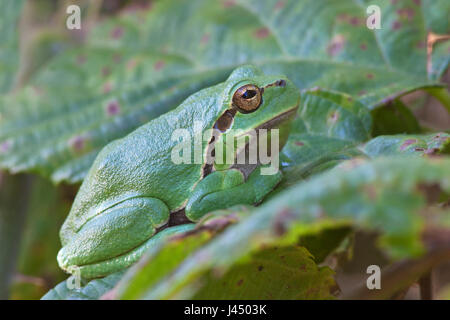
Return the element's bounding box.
[0,172,33,299]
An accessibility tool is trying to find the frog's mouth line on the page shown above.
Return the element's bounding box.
[254,106,297,130]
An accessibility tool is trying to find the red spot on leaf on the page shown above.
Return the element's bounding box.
[124,0,153,12]
[103,82,112,94]
[413,0,421,6]
[201,33,210,44]
[102,66,111,77]
[349,17,361,26]
[110,27,124,39]
[337,13,349,23]
[397,8,415,21]
[275,1,285,9]
[295,141,304,146]
[337,14,362,26]
[223,0,236,8]
[400,139,417,150]
[416,40,426,49]
[392,20,402,30]
[254,27,270,39]
[0,141,10,153]
[154,60,165,71]
[327,34,345,56]
[366,73,374,79]
[237,279,244,286]
[69,136,85,152]
[360,43,367,50]
[364,185,377,200]
[106,100,120,116]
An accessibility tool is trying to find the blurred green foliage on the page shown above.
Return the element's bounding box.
[0,0,449,300]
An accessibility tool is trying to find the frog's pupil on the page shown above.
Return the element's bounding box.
[242,90,256,99]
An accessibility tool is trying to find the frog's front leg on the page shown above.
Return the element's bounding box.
[57,197,169,278]
[185,167,282,221]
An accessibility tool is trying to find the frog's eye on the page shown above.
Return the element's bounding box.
[232,84,262,113]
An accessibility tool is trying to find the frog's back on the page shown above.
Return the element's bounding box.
[63,84,226,237]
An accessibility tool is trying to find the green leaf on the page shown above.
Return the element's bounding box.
[422,0,450,34]
[370,100,421,136]
[0,0,24,93]
[298,226,352,264]
[41,271,125,300]
[118,211,244,300]
[1,0,449,183]
[192,245,337,300]
[363,132,450,157]
[278,89,370,188]
[119,230,214,300]
[119,156,450,299]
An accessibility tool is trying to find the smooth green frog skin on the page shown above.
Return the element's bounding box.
[57,65,300,279]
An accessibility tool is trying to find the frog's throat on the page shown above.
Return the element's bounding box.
[228,107,297,179]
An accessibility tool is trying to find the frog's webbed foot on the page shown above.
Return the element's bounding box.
[185,167,282,221]
[57,197,170,279]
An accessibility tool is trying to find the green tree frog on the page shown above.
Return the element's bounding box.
[57,65,300,279]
